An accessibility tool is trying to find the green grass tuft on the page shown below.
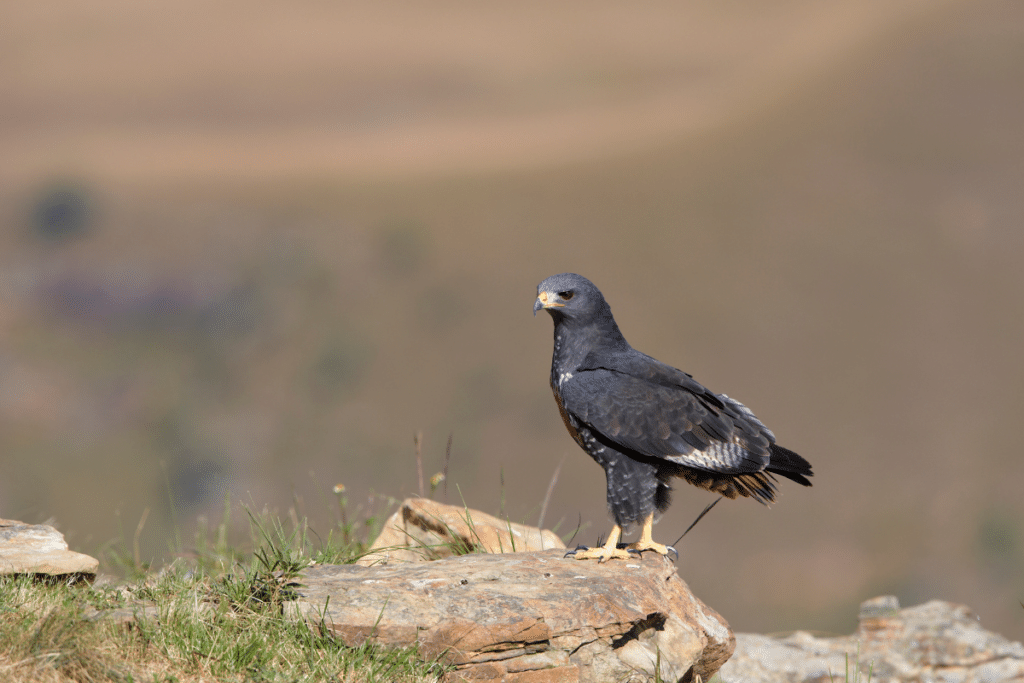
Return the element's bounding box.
[0,508,447,683]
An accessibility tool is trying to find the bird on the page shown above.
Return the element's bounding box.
[534,273,813,561]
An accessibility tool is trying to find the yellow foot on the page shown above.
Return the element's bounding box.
[563,526,632,562]
[564,545,634,562]
[626,514,680,560]
[626,539,678,559]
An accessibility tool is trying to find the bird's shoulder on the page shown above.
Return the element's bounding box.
[559,357,709,426]
[570,348,711,403]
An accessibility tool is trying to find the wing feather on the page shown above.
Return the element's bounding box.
[559,366,772,474]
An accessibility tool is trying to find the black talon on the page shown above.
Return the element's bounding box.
[666,545,679,561]
[563,544,589,558]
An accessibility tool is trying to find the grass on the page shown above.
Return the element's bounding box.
[0,506,448,683]
[0,449,575,682]
[830,643,874,683]
[0,461,584,683]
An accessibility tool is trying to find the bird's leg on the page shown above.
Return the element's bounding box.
[564,525,633,562]
[626,514,677,558]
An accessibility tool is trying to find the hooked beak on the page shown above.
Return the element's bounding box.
[534,290,564,316]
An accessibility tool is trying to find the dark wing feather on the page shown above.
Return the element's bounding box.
[558,365,772,474]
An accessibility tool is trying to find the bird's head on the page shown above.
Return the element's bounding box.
[535,273,630,356]
[534,273,607,321]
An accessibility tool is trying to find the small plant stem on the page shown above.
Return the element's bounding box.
[537,455,565,532]
[414,431,425,498]
[133,507,149,570]
[443,433,453,502]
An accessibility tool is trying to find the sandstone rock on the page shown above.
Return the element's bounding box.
[720,595,1024,683]
[289,548,733,682]
[0,518,99,580]
[357,498,564,566]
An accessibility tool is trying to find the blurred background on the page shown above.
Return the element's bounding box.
[2,0,1022,638]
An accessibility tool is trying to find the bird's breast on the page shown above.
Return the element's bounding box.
[550,379,585,448]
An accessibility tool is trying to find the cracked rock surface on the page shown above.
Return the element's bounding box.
[720,595,1024,683]
[288,548,733,682]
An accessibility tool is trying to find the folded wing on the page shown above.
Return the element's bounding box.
[558,366,774,475]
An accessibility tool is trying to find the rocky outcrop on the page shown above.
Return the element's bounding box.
[289,548,733,682]
[0,518,98,580]
[720,595,1024,683]
[357,498,564,567]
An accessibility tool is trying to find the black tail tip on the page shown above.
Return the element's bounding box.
[767,444,813,486]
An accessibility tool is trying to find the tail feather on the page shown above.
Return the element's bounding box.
[766,444,813,487]
[679,468,779,506]
[675,444,812,507]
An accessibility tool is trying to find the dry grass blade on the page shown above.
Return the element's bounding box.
[414,431,425,499]
[537,454,565,534]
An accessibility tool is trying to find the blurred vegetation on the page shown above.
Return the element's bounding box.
[30,182,93,243]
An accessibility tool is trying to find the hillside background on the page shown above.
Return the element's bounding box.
[2,0,1022,638]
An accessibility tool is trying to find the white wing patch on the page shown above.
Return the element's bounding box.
[664,439,764,472]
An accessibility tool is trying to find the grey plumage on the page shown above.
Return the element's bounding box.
[535,272,812,541]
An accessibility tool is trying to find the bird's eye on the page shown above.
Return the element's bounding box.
[559,291,574,301]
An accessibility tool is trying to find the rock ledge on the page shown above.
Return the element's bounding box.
[289,548,733,682]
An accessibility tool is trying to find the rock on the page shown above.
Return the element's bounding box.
[0,518,99,580]
[719,595,1024,683]
[358,498,564,566]
[289,548,733,682]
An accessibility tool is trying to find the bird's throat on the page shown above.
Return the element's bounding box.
[551,318,628,379]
